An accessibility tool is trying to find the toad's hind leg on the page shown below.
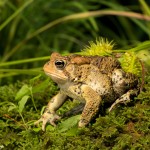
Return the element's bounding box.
[78,85,102,127]
[109,89,138,112]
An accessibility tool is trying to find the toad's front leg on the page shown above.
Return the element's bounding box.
[78,85,102,127]
[34,91,67,131]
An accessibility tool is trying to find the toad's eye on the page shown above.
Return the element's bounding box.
[55,60,65,69]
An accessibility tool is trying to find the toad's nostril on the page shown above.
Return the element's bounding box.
[47,61,50,65]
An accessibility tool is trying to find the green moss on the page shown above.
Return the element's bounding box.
[0,76,149,149]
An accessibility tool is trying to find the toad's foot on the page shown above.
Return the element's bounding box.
[34,112,61,131]
[109,89,138,112]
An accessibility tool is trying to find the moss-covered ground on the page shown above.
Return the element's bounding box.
[0,75,149,150]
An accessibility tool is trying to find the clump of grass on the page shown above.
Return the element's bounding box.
[81,37,114,56]
[80,37,143,77]
[119,51,142,77]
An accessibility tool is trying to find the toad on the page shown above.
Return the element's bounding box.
[35,52,139,131]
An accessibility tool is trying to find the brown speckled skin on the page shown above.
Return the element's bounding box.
[35,52,139,131]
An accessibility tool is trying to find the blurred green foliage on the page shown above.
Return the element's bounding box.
[0,0,150,61]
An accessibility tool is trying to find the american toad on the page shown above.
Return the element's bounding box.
[35,52,139,131]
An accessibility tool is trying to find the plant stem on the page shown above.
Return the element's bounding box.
[0,56,49,67]
[0,0,33,30]
[2,10,150,62]
[18,111,28,130]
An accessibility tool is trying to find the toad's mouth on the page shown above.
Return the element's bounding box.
[44,71,68,81]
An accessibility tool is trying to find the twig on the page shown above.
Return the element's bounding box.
[139,60,145,92]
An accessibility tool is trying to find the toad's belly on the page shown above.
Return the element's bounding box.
[59,81,116,103]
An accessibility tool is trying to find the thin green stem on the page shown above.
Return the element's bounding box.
[2,10,150,62]
[0,68,42,73]
[0,73,19,78]
[0,56,49,67]
[0,0,33,30]
[113,41,150,53]
[18,111,28,130]
[29,87,37,111]
[0,68,44,78]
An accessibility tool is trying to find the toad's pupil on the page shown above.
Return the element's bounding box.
[56,61,63,65]
[55,60,65,68]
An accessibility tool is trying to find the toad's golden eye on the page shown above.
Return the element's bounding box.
[55,60,65,69]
